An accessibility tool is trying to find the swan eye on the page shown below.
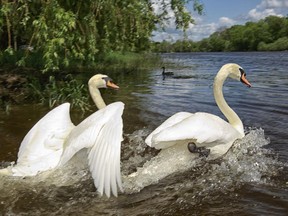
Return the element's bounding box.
[102,76,113,83]
[239,68,246,76]
[103,76,119,89]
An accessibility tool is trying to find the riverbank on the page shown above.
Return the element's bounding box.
[0,52,161,111]
[0,70,28,110]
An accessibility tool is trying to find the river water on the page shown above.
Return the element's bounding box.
[0,52,288,215]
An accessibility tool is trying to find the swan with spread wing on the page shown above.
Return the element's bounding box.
[0,74,124,198]
[145,63,252,159]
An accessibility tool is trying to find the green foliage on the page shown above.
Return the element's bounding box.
[0,0,203,72]
[0,0,203,110]
[28,74,91,112]
[99,52,160,70]
[31,2,77,72]
[153,15,288,52]
[22,52,159,111]
[258,37,288,51]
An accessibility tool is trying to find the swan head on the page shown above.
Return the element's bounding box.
[88,74,119,90]
[221,63,252,87]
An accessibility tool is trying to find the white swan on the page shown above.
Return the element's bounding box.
[123,63,252,193]
[0,74,124,198]
[145,63,252,159]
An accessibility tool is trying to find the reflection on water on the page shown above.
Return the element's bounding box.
[1,52,288,215]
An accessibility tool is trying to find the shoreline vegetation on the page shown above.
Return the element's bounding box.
[0,0,203,111]
[0,1,203,72]
[0,52,161,112]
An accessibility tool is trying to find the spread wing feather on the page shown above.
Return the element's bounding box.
[88,105,123,197]
[13,103,74,175]
[59,102,124,198]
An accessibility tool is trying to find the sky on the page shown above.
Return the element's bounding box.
[151,0,288,42]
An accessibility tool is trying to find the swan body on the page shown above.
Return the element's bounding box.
[162,67,174,75]
[146,63,251,159]
[0,74,124,198]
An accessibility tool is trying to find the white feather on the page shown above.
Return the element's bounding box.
[148,112,241,158]
[145,112,192,147]
[7,103,75,176]
[59,102,124,197]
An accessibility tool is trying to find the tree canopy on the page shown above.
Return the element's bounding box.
[0,0,203,72]
[153,15,288,52]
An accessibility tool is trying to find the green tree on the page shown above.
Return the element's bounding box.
[206,32,226,51]
[0,0,203,71]
[199,15,288,51]
[264,16,286,40]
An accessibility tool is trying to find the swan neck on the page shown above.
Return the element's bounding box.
[213,72,244,136]
[89,85,106,110]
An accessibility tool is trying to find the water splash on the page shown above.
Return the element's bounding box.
[121,129,158,176]
[0,128,284,215]
[122,128,282,194]
[0,149,91,196]
[123,141,201,193]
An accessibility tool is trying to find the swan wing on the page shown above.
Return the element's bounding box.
[145,112,192,147]
[59,102,124,198]
[88,104,123,198]
[150,112,241,155]
[12,103,75,176]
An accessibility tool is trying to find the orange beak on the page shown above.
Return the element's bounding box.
[240,73,252,88]
[107,80,120,90]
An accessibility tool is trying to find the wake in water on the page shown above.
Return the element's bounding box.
[0,128,283,200]
[122,128,282,194]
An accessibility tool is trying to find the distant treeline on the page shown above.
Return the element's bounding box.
[152,16,288,52]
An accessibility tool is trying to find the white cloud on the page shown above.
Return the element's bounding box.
[186,22,217,41]
[219,17,236,26]
[150,5,236,42]
[258,0,288,9]
[248,0,288,21]
[151,16,235,42]
[248,8,278,21]
[151,0,288,42]
[184,16,236,41]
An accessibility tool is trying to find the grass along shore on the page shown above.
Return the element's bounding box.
[0,52,161,113]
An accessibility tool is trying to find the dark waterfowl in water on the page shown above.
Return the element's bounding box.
[162,67,174,76]
[162,67,195,80]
